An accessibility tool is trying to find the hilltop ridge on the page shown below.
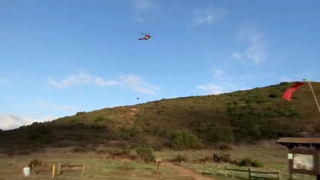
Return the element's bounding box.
[1,81,320,154]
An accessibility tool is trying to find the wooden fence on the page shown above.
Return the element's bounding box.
[28,163,85,178]
[224,166,281,180]
[56,163,85,177]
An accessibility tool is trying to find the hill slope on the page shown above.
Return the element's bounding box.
[1,82,320,154]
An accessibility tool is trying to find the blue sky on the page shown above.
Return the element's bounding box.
[1,0,320,130]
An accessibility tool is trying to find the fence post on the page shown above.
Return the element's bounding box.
[277,169,281,180]
[52,164,55,178]
[57,163,61,175]
[248,168,251,179]
[224,166,227,176]
[156,161,160,171]
[82,164,85,176]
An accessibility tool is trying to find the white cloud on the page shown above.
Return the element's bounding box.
[197,84,225,94]
[119,75,160,95]
[0,114,56,130]
[193,7,227,26]
[232,27,267,63]
[133,0,157,10]
[132,0,158,23]
[280,77,294,82]
[213,69,224,78]
[49,72,119,88]
[49,72,159,95]
[197,69,251,95]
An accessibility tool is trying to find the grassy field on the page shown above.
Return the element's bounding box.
[0,155,193,180]
[154,148,316,180]
[0,147,317,180]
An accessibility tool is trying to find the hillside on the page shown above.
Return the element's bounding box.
[1,81,320,154]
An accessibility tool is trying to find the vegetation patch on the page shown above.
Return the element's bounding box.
[0,82,319,151]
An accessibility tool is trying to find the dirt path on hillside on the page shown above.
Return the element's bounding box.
[162,162,215,180]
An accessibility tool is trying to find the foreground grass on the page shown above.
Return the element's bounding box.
[0,147,318,180]
[0,155,192,180]
[155,148,316,180]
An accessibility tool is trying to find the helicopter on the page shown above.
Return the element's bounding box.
[138,31,151,40]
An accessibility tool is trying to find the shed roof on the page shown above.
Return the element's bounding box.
[277,137,320,149]
[277,138,320,144]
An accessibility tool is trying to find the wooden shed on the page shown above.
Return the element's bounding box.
[277,137,320,180]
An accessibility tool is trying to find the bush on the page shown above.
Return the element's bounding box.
[94,116,106,122]
[28,159,42,170]
[209,127,235,143]
[219,152,232,163]
[238,157,252,166]
[76,111,86,116]
[217,144,232,150]
[149,141,164,151]
[169,130,202,150]
[119,161,135,171]
[94,145,108,155]
[72,146,88,153]
[135,147,155,163]
[17,149,31,155]
[169,154,188,163]
[238,157,264,167]
[108,148,131,158]
[268,92,281,98]
[252,160,264,167]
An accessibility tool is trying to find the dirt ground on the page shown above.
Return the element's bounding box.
[162,162,214,180]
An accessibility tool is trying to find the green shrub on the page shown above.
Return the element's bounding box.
[268,92,281,98]
[94,145,108,155]
[217,144,232,150]
[219,152,232,163]
[17,149,31,155]
[94,116,106,122]
[72,146,88,153]
[119,161,135,171]
[238,157,264,167]
[169,154,188,163]
[108,148,131,158]
[76,111,86,116]
[135,147,155,163]
[169,130,202,150]
[238,157,252,166]
[252,160,264,167]
[209,127,235,143]
[28,158,42,170]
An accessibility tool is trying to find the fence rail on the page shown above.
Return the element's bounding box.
[224,166,281,180]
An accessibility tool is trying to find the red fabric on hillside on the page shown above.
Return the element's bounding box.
[282,82,306,101]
